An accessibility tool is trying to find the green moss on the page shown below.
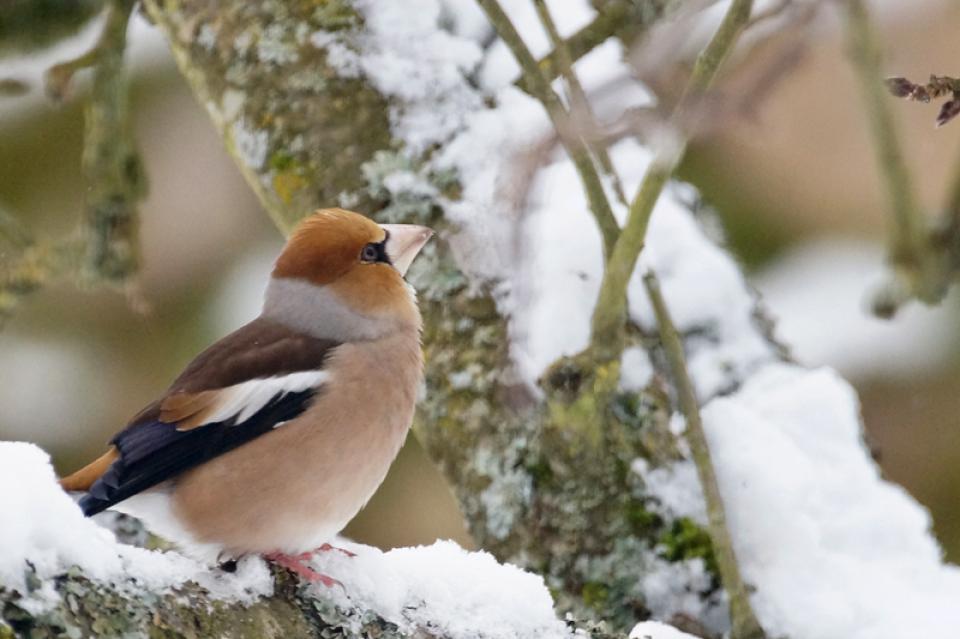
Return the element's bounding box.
[581,582,610,609]
[269,150,296,171]
[625,502,661,533]
[659,517,719,577]
[311,0,361,31]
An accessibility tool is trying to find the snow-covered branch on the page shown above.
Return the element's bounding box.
[0,443,575,639]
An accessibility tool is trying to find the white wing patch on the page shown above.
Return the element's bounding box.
[206,370,329,425]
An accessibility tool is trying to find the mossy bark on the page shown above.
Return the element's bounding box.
[0,566,441,638]
[133,0,732,632]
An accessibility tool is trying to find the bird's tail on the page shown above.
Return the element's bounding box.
[59,447,119,493]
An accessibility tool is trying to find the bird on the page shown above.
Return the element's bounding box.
[59,207,434,585]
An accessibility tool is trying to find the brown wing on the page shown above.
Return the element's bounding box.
[169,317,341,392]
[59,318,341,509]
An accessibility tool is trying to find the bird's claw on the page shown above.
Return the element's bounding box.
[314,542,357,558]
[263,551,342,587]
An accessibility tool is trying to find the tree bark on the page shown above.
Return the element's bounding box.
[0,563,481,638]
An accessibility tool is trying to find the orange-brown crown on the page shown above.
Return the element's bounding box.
[274,208,387,285]
[272,208,416,321]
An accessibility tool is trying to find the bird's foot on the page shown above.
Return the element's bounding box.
[263,551,341,587]
[313,542,357,558]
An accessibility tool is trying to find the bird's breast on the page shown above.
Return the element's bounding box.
[170,330,423,555]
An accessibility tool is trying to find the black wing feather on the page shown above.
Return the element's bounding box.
[80,388,317,516]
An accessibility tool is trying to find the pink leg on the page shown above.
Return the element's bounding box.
[314,543,357,558]
[263,552,341,588]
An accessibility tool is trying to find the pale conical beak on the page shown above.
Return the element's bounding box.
[381,224,434,276]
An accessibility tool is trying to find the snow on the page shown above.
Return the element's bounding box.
[755,239,958,380]
[0,442,272,610]
[0,442,570,638]
[513,138,776,398]
[701,363,960,639]
[629,621,699,639]
[312,539,571,639]
[619,347,654,392]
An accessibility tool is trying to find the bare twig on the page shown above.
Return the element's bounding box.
[2,0,143,327]
[839,0,944,314]
[589,0,756,364]
[841,0,923,265]
[515,0,653,96]
[644,270,766,639]
[531,0,627,205]
[478,0,620,256]
[886,74,960,128]
[0,235,84,325]
[933,149,960,275]
[80,0,145,286]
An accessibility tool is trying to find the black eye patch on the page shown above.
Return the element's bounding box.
[360,237,391,264]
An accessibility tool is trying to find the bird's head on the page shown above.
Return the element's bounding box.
[263,208,434,341]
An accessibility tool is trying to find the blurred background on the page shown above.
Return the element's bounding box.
[2,1,959,557]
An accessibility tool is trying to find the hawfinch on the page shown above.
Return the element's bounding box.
[60,208,433,584]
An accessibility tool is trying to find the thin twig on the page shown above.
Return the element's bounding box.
[478,0,620,256]
[840,0,923,266]
[2,0,142,327]
[839,0,944,312]
[80,0,145,285]
[643,270,767,639]
[531,0,627,206]
[886,74,960,128]
[945,152,960,238]
[589,0,755,363]
[516,0,643,96]
[934,149,960,274]
[0,237,84,325]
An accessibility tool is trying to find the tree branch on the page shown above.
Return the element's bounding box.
[0,236,84,325]
[78,0,145,286]
[643,270,767,639]
[886,74,960,127]
[589,0,755,364]
[478,0,620,256]
[515,0,656,96]
[531,0,627,206]
[840,0,934,288]
[1,0,144,327]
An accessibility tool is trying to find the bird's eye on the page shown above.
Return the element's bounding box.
[361,243,380,262]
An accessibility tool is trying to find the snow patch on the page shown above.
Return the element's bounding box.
[0,442,272,609]
[703,363,960,639]
[755,239,958,380]
[0,443,568,638]
[619,347,654,392]
[513,138,776,397]
[313,539,571,639]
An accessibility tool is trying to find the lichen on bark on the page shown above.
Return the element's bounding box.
[0,564,429,638]
[142,0,392,233]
